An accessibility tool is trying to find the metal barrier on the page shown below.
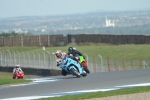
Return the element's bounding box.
[0,50,149,73]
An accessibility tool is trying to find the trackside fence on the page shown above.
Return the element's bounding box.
[0,50,150,73]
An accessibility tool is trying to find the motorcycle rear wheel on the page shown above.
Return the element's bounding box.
[62,69,67,76]
[84,66,90,73]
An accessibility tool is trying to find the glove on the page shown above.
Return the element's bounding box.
[75,56,79,60]
[56,63,60,67]
[83,56,85,59]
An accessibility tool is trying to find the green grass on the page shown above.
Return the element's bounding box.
[0,44,150,60]
[37,86,150,100]
[0,72,39,86]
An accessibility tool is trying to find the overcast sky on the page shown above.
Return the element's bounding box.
[0,0,150,19]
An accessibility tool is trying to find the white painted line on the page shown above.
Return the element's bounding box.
[115,83,150,88]
[26,78,60,83]
[2,82,150,100]
[1,95,62,100]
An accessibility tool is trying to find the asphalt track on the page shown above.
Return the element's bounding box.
[1,68,150,100]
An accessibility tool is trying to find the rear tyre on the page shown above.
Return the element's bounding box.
[84,66,90,73]
[70,68,81,78]
[62,69,67,76]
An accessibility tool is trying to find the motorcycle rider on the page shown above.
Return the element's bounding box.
[68,47,90,73]
[68,47,85,60]
[55,50,68,76]
[13,64,22,75]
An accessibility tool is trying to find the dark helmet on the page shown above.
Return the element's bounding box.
[68,47,73,53]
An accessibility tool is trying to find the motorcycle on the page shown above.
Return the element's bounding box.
[13,70,24,79]
[77,56,90,73]
[61,56,87,78]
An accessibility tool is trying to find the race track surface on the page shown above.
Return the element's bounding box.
[1,68,150,99]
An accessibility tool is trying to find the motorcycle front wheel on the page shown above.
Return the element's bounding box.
[70,68,81,78]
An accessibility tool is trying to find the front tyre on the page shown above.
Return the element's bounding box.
[70,68,81,78]
[82,72,87,77]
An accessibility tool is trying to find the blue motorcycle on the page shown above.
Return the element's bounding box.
[61,56,87,78]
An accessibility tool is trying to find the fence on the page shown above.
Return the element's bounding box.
[67,34,150,44]
[0,35,66,47]
[0,34,150,47]
[0,50,150,73]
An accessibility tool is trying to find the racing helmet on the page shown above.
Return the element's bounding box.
[68,47,73,53]
[73,47,76,51]
[55,50,62,58]
[16,64,20,68]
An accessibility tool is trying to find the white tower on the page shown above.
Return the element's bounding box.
[105,18,115,27]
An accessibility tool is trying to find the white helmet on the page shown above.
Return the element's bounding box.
[16,64,20,68]
[55,50,62,58]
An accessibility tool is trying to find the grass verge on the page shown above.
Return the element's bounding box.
[0,72,40,86]
[37,86,150,100]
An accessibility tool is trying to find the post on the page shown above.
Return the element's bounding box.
[98,55,103,72]
[3,50,6,66]
[140,57,144,68]
[37,52,40,69]
[93,55,96,73]
[148,57,150,66]
[16,51,20,64]
[122,57,126,70]
[114,58,118,71]
[20,36,23,46]
[132,58,134,69]
[32,52,35,68]
[12,51,16,65]
[107,56,110,71]
[39,35,41,46]
[22,51,25,67]
[42,52,45,69]
[47,51,51,69]
[6,50,11,66]
[26,51,30,68]
[0,51,2,65]
[47,35,50,46]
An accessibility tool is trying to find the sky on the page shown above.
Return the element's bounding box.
[0,0,150,19]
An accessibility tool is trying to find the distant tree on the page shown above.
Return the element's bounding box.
[0,31,34,38]
[0,32,10,37]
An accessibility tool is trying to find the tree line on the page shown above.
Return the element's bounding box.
[1,25,150,37]
[0,32,33,38]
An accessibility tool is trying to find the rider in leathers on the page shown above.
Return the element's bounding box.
[68,47,85,60]
[55,50,68,76]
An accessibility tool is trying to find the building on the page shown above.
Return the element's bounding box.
[106,19,115,27]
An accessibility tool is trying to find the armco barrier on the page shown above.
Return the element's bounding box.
[0,66,61,76]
